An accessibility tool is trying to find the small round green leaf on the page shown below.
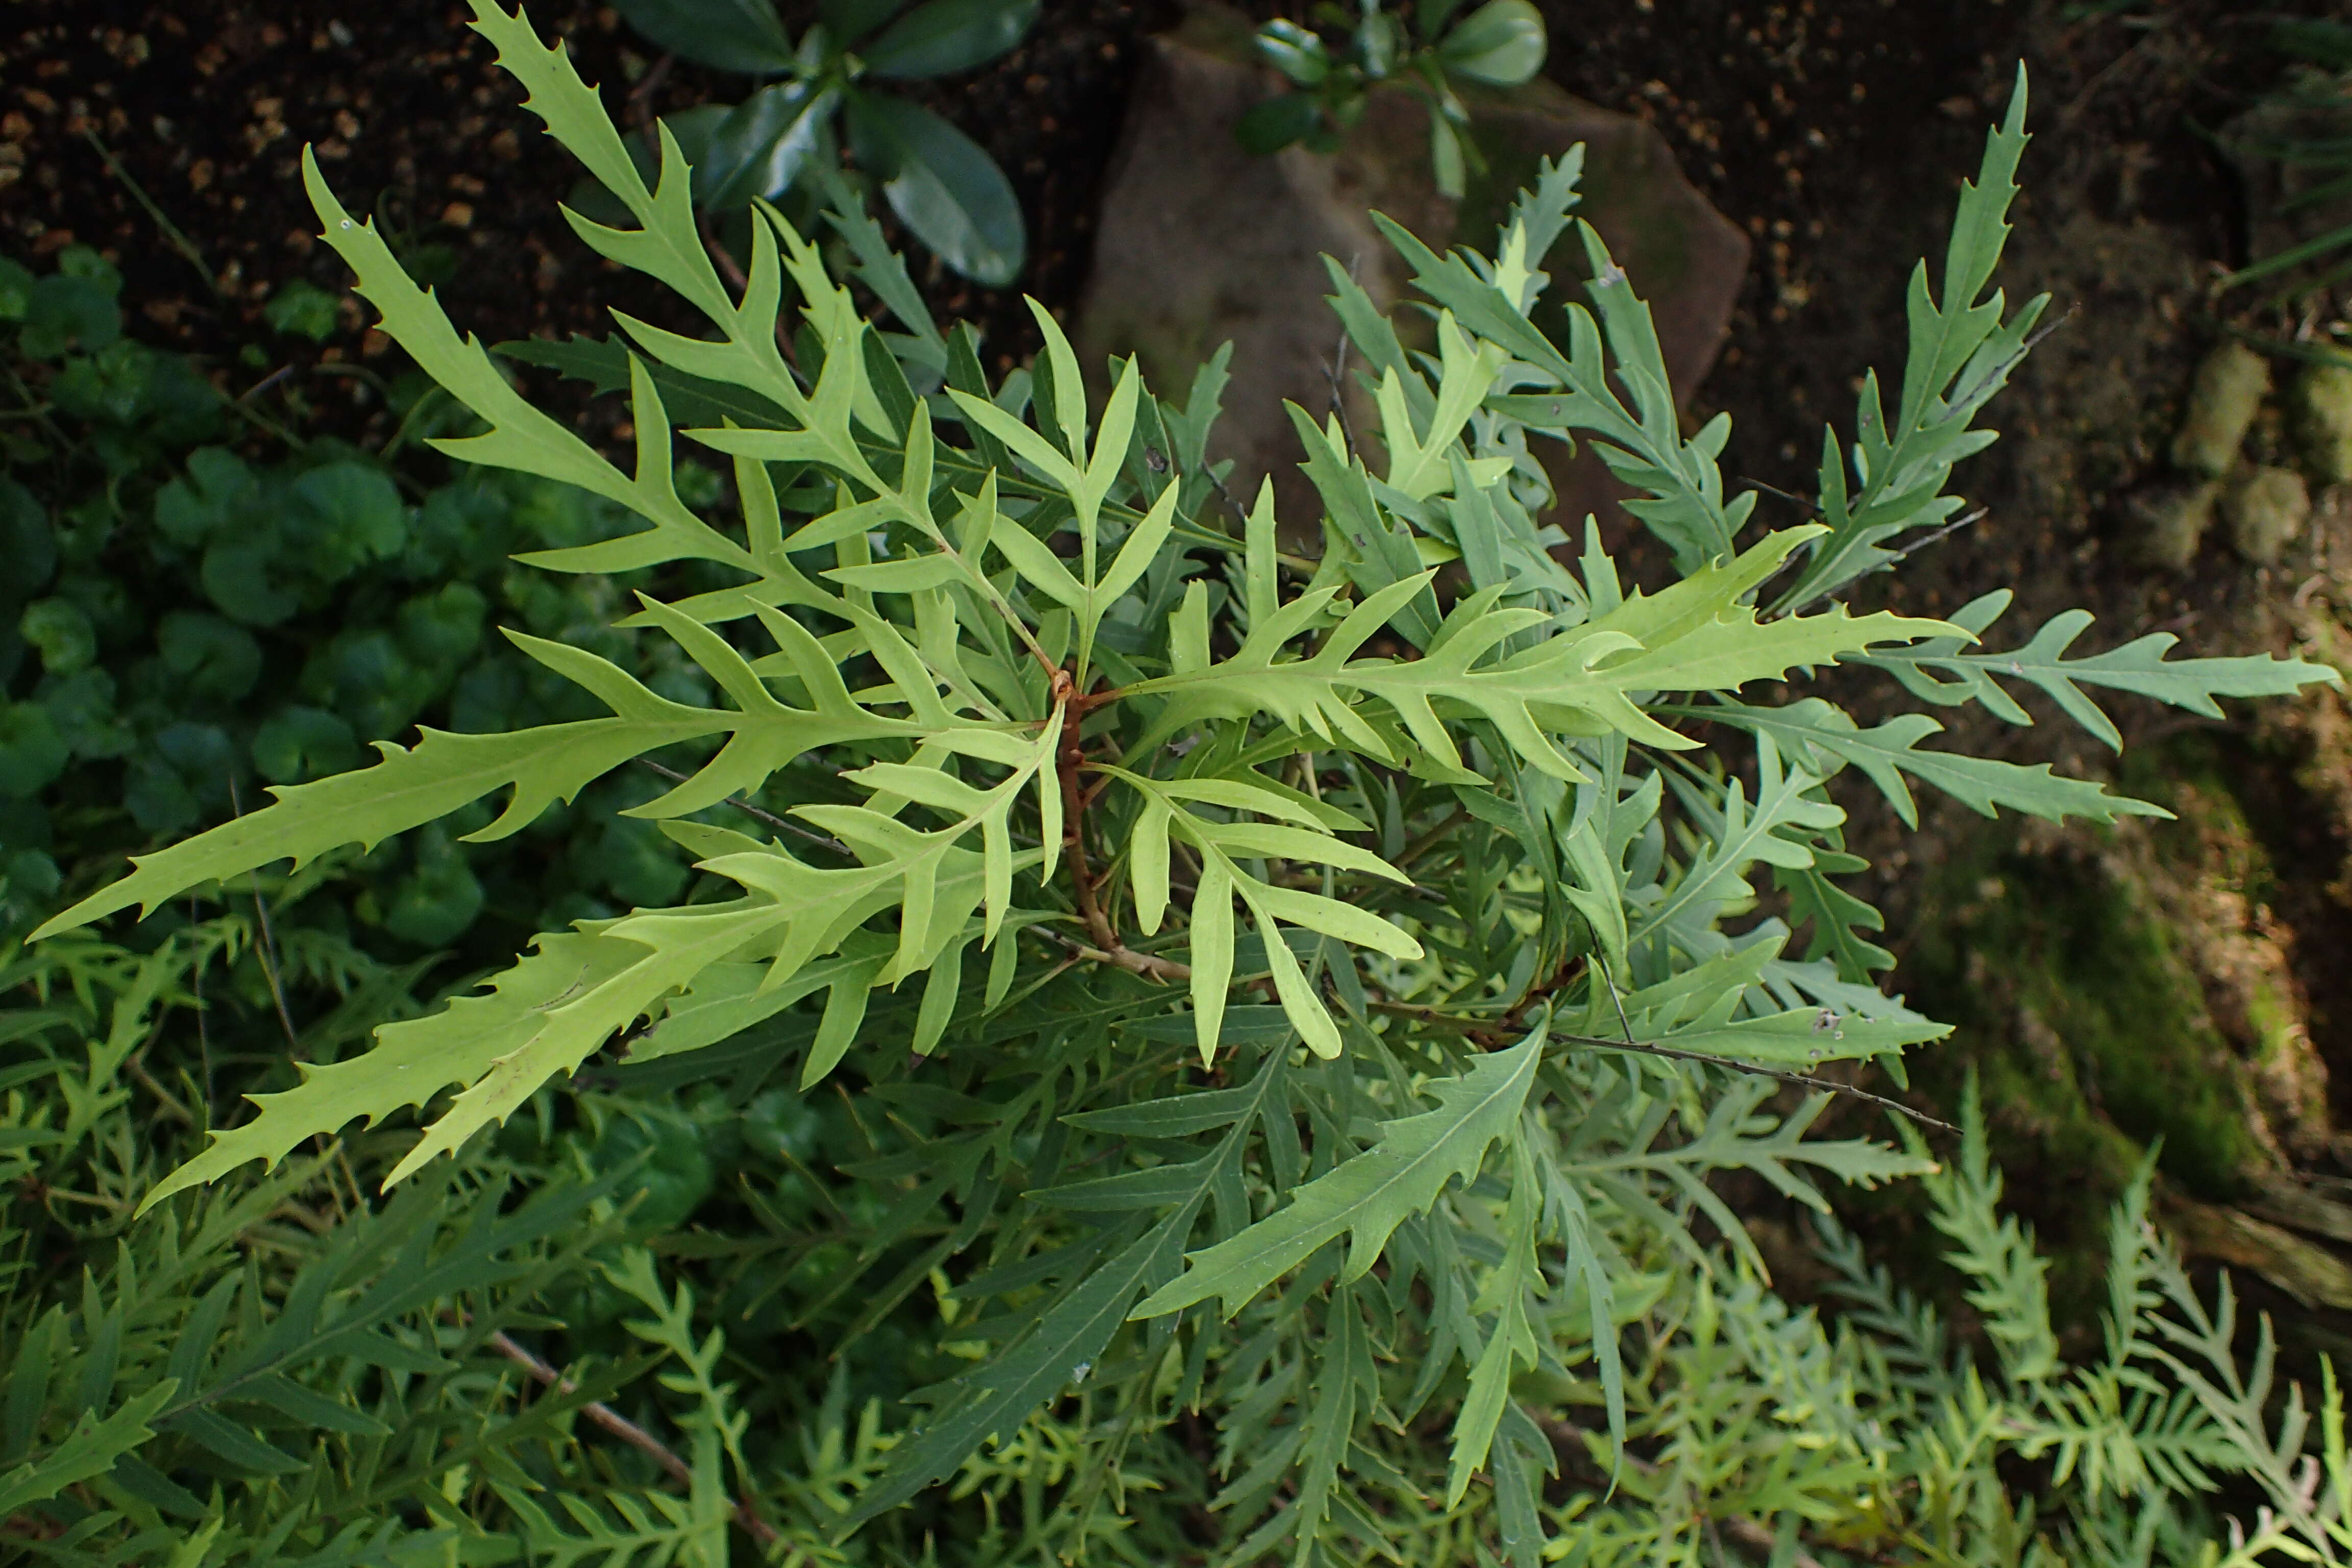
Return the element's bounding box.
[262,281,341,342]
[381,830,487,947]
[863,0,1039,80]
[19,598,95,677]
[0,703,67,797]
[19,274,121,360]
[253,705,361,785]
[845,93,1024,286]
[202,538,302,628]
[158,611,263,702]
[0,479,56,601]
[1438,0,1546,86]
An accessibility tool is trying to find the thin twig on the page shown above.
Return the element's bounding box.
[1322,251,1362,451]
[1775,505,1990,620]
[1591,951,1639,1046]
[1554,1030,1956,1135]
[81,128,214,296]
[486,1330,780,1547]
[238,365,295,403]
[226,777,300,1054]
[624,51,674,131]
[1058,718,1121,957]
[1735,476,1819,517]
[1365,997,1954,1135]
[1200,458,1252,528]
[1035,923,1190,984]
[635,758,850,857]
[125,1054,199,1127]
[1877,506,1988,570]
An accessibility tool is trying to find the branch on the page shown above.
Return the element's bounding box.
[1035,923,1190,984]
[1553,1031,1956,1135]
[486,1329,780,1547]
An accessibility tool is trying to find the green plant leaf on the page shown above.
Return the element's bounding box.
[844,93,1024,286]
[1438,0,1546,86]
[863,0,1039,79]
[0,1383,177,1515]
[690,80,840,209]
[1133,1023,1544,1318]
[1860,589,2341,751]
[612,0,798,74]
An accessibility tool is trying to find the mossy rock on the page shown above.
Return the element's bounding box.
[1902,827,2262,1207]
[1882,733,2344,1320]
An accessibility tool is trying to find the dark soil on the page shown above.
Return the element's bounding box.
[12,0,2352,1324]
[0,0,2306,479]
[0,0,1180,440]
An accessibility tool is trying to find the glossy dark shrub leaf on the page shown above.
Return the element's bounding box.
[611,0,797,74]
[845,93,1024,285]
[693,80,841,208]
[863,0,1039,80]
[1237,91,1324,155]
[821,0,912,46]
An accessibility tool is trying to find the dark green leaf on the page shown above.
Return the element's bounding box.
[1438,0,1546,85]
[612,0,798,74]
[864,0,1039,79]
[844,93,1024,285]
[1237,91,1324,156]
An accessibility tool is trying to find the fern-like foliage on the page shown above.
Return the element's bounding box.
[23,7,2338,1562]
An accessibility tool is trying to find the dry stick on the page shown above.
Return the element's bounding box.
[225,776,301,1053]
[485,1329,781,1548]
[1367,994,1954,1135]
[81,128,215,296]
[1057,722,1119,958]
[1554,1030,1957,1137]
[1035,923,1189,984]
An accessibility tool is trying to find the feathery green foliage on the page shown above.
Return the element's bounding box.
[14,7,2343,1562]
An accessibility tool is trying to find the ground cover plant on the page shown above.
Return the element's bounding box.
[7,1,2352,1562]
[0,245,753,961]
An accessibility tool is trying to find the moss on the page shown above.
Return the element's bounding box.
[2171,339,2269,479]
[2127,478,2223,570]
[2295,361,2352,484]
[2224,465,2312,565]
[1900,818,2265,1248]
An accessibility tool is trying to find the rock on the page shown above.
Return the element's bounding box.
[1075,1,1749,540]
[2169,339,2269,479]
[2125,479,2222,571]
[2295,360,2352,485]
[2224,464,2310,565]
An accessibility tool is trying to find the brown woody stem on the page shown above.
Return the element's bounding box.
[487,1329,780,1547]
